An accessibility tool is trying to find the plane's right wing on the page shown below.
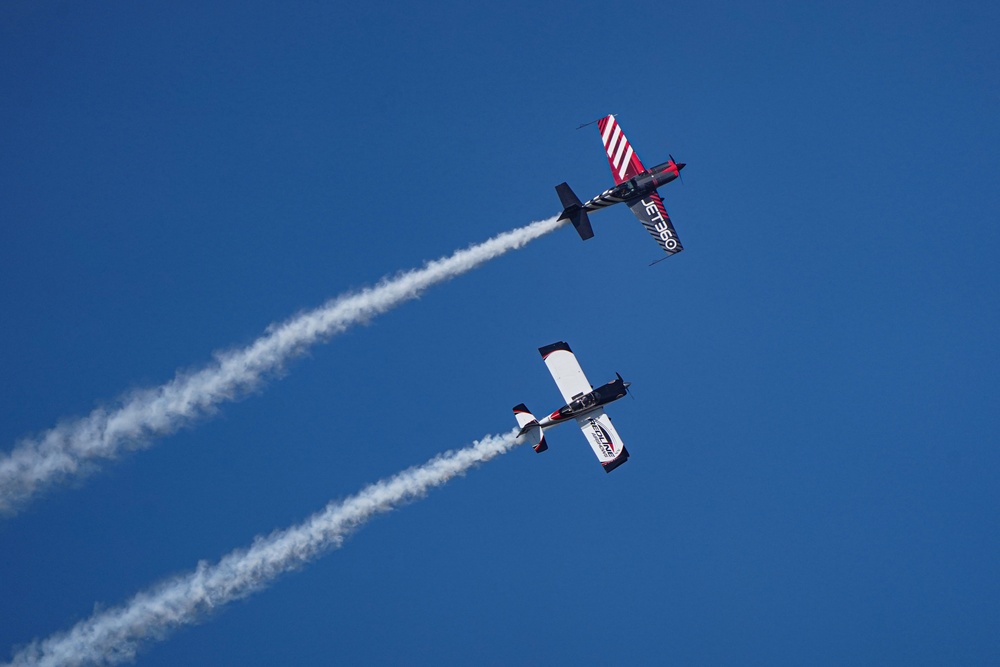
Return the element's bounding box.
[627,190,684,256]
[576,409,630,473]
[539,341,592,404]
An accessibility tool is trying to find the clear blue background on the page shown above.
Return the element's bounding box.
[2,1,999,664]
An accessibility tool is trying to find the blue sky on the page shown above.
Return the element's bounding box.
[2,1,999,664]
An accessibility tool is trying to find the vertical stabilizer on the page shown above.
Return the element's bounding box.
[555,182,594,240]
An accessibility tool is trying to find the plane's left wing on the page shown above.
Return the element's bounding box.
[539,341,592,404]
[576,409,630,473]
[598,115,646,185]
[627,190,684,256]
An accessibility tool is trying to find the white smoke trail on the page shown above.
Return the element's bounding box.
[0,216,564,514]
[7,430,522,667]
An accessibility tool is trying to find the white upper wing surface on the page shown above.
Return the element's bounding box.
[539,341,592,404]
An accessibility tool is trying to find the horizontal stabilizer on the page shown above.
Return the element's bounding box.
[555,182,594,240]
[513,404,547,453]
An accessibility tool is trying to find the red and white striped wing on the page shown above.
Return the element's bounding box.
[597,115,646,184]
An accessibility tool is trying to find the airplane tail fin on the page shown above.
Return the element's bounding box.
[513,404,547,453]
[555,182,594,241]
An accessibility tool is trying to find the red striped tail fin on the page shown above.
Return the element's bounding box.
[597,115,646,185]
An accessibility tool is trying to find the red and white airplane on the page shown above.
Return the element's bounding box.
[556,114,686,258]
[513,341,631,473]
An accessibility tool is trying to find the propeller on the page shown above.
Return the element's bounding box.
[670,154,685,185]
[616,372,634,400]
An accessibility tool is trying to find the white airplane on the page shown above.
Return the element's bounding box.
[513,341,631,473]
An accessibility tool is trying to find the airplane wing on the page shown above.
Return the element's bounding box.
[627,190,684,256]
[576,409,630,473]
[539,341,592,404]
[598,115,646,185]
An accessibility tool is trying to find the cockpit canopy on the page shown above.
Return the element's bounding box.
[558,379,627,418]
[568,391,599,413]
[611,178,639,200]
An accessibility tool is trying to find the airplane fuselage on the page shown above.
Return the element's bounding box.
[582,159,685,213]
[536,377,629,429]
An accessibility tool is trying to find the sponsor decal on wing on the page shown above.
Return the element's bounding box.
[628,191,683,255]
[586,418,617,458]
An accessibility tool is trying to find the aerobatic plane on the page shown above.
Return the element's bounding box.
[513,341,631,473]
[556,114,686,258]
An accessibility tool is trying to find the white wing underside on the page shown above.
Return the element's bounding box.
[542,348,592,403]
[576,409,626,465]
